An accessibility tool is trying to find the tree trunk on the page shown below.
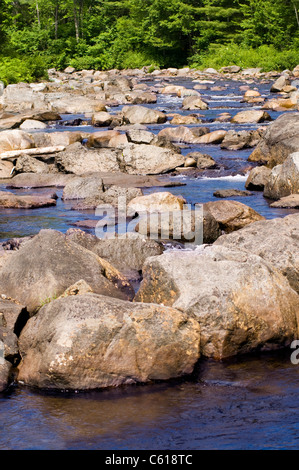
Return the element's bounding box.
[55,3,59,39]
[73,0,80,42]
[36,0,41,28]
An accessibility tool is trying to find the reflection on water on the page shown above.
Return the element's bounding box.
[1,353,299,450]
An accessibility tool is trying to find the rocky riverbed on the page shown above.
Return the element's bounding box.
[0,64,298,414]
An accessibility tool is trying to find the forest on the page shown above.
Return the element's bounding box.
[0,0,299,83]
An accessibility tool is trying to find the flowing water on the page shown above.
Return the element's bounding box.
[0,75,298,450]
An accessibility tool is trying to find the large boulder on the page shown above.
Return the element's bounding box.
[0,230,134,314]
[0,298,27,335]
[135,245,299,359]
[221,130,263,151]
[56,143,120,175]
[214,213,299,294]
[122,105,167,124]
[66,229,164,281]
[203,200,264,233]
[127,192,186,215]
[263,153,299,200]
[245,166,272,191]
[231,110,271,124]
[120,144,185,175]
[17,294,201,390]
[158,126,208,144]
[0,130,35,154]
[0,161,14,178]
[7,173,75,189]
[15,155,50,174]
[248,113,299,167]
[31,131,82,149]
[182,96,208,110]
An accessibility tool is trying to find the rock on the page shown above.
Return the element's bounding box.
[31,131,82,149]
[241,68,262,76]
[87,131,128,149]
[158,126,208,144]
[19,120,48,130]
[263,153,299,200]
[0,161,14,178]
[64,66,76,74]
[58,279,93,299]
[182,96,209,110]
[0,229,134,314]
[0,130,35,154]
[0,298,28,335]
[127,192,186,216]
[195,130,227,144]
[126,129,155,144]
[17,294,200,390]
[0,191,57,209]
[71,185,143,210]
[270,194,299,208]
[125,91,157,105]
[135,206,221,245]
[91,112,113,127]
[244,90,261,98]
[185,152,217,170]
[135,245,299,359]
[170,114,201,125]
[120,144,185,175]
[62,175,104,200]
[220,66,241,73]
[248,113,299,167]
[203,68,218,74]
[0,327,19,365]
[221,130,263,151]
[204,200,264,233]
[213,189,252,198]
[245,166,272,190]
[271,76,288,92]
[161,85,186,94]
[66,229,164,280]
[15,155,50,174]
[56,142,120,175]
[2,83,49,112]
[231,110,272,124]
[215,213,299,294]
[122,105,167,124]
[0,361,13,392]
[7,173,75,188]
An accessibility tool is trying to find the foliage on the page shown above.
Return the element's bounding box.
[0,0,298,78]
[0,56,48,85]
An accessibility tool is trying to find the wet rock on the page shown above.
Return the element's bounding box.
[231,110,272,124]
[17,294,200,390]
[0,229,134,314]
[263,153,299,200]
[213,189,252,198]
[186,152,217,170]
[248,113,299,167]
[204,200,264,233]
[0,191,57,209]
[215,213,299,294]
[135,245,299,359]
[0,327,19,365]
[62,175,104,200]
[122,105,167,124]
